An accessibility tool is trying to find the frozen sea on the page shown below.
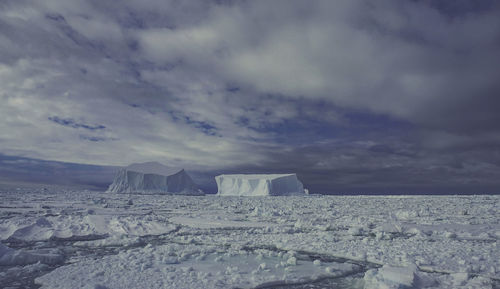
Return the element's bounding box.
[0,188,499,289]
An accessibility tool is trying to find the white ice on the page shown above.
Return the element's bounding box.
[0,190,498,289]
[215,174,306,196]
[107,162,202,195]
[125,161,184,176]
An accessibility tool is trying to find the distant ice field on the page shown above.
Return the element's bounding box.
[0,189,499,289]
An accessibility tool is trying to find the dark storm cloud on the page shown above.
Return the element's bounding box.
[218,137,500,193]
[0,154,117,189]
[1,0,499,192]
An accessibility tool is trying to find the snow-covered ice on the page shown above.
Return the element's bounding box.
[216,174,306,196]
[107,162,203,195]
[0,188,499,288]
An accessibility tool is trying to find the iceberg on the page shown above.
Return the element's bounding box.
[215,174,306,196]
[107,162,203,195]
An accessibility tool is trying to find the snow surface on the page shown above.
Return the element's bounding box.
[216,174,305,196]
[107,162,202,195]
[0,189,499,289]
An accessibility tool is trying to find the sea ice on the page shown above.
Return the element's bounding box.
[0,190,498,288]
[35,244,361,289]
[363,265,417,289]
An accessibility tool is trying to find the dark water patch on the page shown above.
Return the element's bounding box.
[1,233,177,289]
[255,272,365,289]
[295,250,381,269]
[50,234,109,242]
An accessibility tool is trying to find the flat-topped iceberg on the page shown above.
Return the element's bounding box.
[107,162,203,195]
[215,174,306,196]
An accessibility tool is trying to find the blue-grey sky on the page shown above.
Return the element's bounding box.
[1,0,500,193]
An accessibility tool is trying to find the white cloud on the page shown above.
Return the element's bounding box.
[132,0,500,128]
[137,26,220,62]
[0,56,269,169]
[0,0,499,183]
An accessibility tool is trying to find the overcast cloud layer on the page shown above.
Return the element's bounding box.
[1,0,500,193]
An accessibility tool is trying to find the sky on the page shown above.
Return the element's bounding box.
[1,0,500,194]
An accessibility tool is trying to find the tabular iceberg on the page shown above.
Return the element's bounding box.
[215,174,306,196]
[107,162,203,195]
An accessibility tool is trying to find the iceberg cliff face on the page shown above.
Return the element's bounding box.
[107,162,203,195]
[215,174,305,196]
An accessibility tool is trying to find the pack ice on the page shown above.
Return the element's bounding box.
[107,162,203,195]
[215,174,306,196]
[0,189,499,289]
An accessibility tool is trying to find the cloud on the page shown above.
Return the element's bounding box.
[126,0,500,138]
[0,0,499,192]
